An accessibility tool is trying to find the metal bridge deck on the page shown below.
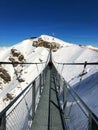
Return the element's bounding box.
[31,66,64,130]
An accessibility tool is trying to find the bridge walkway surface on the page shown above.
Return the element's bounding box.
[31,66,64,130]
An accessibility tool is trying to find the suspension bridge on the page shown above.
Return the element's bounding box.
[0,49,98,130]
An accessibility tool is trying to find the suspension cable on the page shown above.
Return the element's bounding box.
[0,61,46,65]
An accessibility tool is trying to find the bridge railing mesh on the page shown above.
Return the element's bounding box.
[53,66,98,130]
[0,50,50,130]
[6,86,32,130]
[0,67,46,130]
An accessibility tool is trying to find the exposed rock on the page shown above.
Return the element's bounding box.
[32,38,60,51]
[39,58,43,62]
[11,49,20,57]
[33,41,38,47]
[0,67,11,83]
[52,49,57,52]
[0,82,3,89]
[6,93,14,100]
[3,97,9,101]
[32,40,51,48]
[19,69,23,73]
[18,78,25,82]
[9,57,15,62]
[9,48,25,67]
[38,37,44,42]
[18,55,24,61]
[8,49,25,83]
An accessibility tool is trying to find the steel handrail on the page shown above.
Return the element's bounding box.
[53,60,98,65]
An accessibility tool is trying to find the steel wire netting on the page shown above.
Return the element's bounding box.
[53,66,98,130]
[6,86,32,130]
[0,68,46,130]
[64,90,89,130]
[5,71,46,130]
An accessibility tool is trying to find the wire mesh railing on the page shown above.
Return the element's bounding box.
[6,86,33,130]
[0,48,50,130]
[53,65,98,130]
[0,66,47,130]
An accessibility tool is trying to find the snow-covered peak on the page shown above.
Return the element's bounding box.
[39,34,73,46]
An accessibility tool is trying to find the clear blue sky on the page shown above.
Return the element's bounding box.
[0,0,98,47]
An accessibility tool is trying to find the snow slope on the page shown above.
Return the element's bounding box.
[52,42,98,117]
[0,37,50,111]
[0,34,98,129]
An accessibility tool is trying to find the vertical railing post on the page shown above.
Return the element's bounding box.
[63,81,67,106]
[32,81,36,119]
[58,74,60,93]
[62,80,64,106]
[39,74,42,95]
[88,113,92,130]
[43,70,45,86]
[62,80,67,113]
[0,113,6,130]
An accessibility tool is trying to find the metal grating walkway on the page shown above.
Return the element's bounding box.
[31,66,64,130]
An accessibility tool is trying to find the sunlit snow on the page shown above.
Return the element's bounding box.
[0,35,98,129]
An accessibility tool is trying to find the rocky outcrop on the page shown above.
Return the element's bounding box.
[10,48,25,62]
[32,38,61,51]
[6,93,14,100]
[0,67,11,83]
[9,48,25,67]
[9,57,15,62]
[8,48,25,82]
[3,93,15,101]
[18,78,25,82]
[18,54,24,61]
[11,49,20,57]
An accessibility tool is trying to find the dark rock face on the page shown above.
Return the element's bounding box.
[32,38,60,51]
[18,78,25,82]
[0,67,11,83]
[10,49,25,62]
[6,93,14,100]
[8,48,25,83]
[9,48,25,67]
[18,55,24,61]
[11,49,21,57]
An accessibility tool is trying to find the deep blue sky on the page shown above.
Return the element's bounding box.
[0,0,98,47]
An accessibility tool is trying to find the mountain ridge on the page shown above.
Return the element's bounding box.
[0,35,98,122]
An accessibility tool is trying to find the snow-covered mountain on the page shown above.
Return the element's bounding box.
[0,34,98,119]
[0,35,67,111]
